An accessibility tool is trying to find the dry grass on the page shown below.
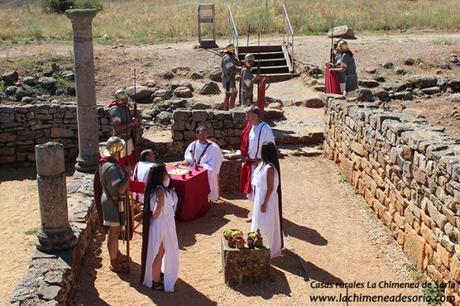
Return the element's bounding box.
[0,0,460,44]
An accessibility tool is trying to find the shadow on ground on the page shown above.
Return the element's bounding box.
[177,200,249,249]
[283,218,328,246]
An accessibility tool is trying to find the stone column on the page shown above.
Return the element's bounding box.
[35,142,76,252]
[66,9,99,173]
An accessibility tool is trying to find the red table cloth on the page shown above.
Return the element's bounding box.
[166,165,211,221]
[325,65,341,94]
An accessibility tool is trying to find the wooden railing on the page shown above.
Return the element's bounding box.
[228,5,239,49]
[282,4,294,68]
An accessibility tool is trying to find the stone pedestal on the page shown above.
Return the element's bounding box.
[221,235,271,286]
[35,142,76,252]
[66,9,99,173]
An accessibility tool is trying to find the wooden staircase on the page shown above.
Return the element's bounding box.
[228,4,298,82]
[236,45,298,82]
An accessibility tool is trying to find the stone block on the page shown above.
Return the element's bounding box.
[191,110,208,122]
[350,142,367,157]
[426,199,447,229]
[50,128,74,138]
[436,245,451,268]
[173,109,190,121]
[221,235,270,286]
[403,226,425,271]
[0,132,16,143]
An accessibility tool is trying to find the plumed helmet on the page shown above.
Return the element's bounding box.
[244,53,256,62]
[99,136,126,157]
[114,89,128,100]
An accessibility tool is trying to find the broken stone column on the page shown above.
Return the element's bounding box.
[66,9,99,173]
[36,142,76,253]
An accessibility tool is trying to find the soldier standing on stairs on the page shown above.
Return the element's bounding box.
[221,44,241,110]
[241,53,264,106]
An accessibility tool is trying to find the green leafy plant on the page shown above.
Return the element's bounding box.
[423,282,442,306]
[338,174,348,184]
[41,0,103,14]
[0,80,5,92]
[25,227,39,235]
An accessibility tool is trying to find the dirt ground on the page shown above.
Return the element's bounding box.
[0,167,39,305]
[74,157,423,306]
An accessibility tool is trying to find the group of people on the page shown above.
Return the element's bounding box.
[96,84,284,292]
[220,43,264,110]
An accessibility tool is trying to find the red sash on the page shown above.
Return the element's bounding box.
[240,123,253,193]
[258,78,267,119]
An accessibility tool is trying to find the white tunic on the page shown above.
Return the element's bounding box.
[248,121,275,160]
[143,187,179,292]
[132,161,155,204]
[184,140,223,202]
[251,163,282,258]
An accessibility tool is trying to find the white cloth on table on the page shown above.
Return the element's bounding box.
[132,161,155,204]
[250,163,282,258]
[143,187,179,292]
[184,140,223,202]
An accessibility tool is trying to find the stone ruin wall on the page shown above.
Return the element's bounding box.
[323,95,459,300]
[169,109,247,155]
[0,104,113,165]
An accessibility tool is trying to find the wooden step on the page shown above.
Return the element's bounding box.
[237,45,283,53]
[239,52,285,60]
[258,66,290,74]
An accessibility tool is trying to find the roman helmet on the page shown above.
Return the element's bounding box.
[114,89,128,102]
[99,136,126,158]
[244,53,255,62]
[338,40,349,51]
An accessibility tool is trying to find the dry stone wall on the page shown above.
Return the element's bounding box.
[0,103,113,165]
[324,95,460,302]
[170,109,247,156]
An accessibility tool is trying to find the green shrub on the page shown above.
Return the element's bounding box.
[41,0,74,13]
[41,0,103,14]
[74,0,103,11]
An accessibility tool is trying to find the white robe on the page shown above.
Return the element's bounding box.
[132,161,155,204]
[251,163,282,258]
[247,121,275,198]
[184,140,223,202]
[248,121,275,161]
[143,188,179,292]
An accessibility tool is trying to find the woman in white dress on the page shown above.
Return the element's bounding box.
[251,141,284,258]
[141,164,179,292]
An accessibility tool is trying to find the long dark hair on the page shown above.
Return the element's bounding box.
[260,141,284,248]
[140,164,167,283]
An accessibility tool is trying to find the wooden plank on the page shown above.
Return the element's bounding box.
[282,44,294,73]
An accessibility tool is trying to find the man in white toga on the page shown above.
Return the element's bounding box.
[184,126,223,203]
[247,106,275,180]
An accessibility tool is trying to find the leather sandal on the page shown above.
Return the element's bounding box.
[110,258,129,274]
[117,251,130,264]
[152,282,164,291]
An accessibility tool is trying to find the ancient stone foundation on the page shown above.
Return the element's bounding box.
[323,95,459,302]
[170,109,247,156]
[0,104,112,165]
